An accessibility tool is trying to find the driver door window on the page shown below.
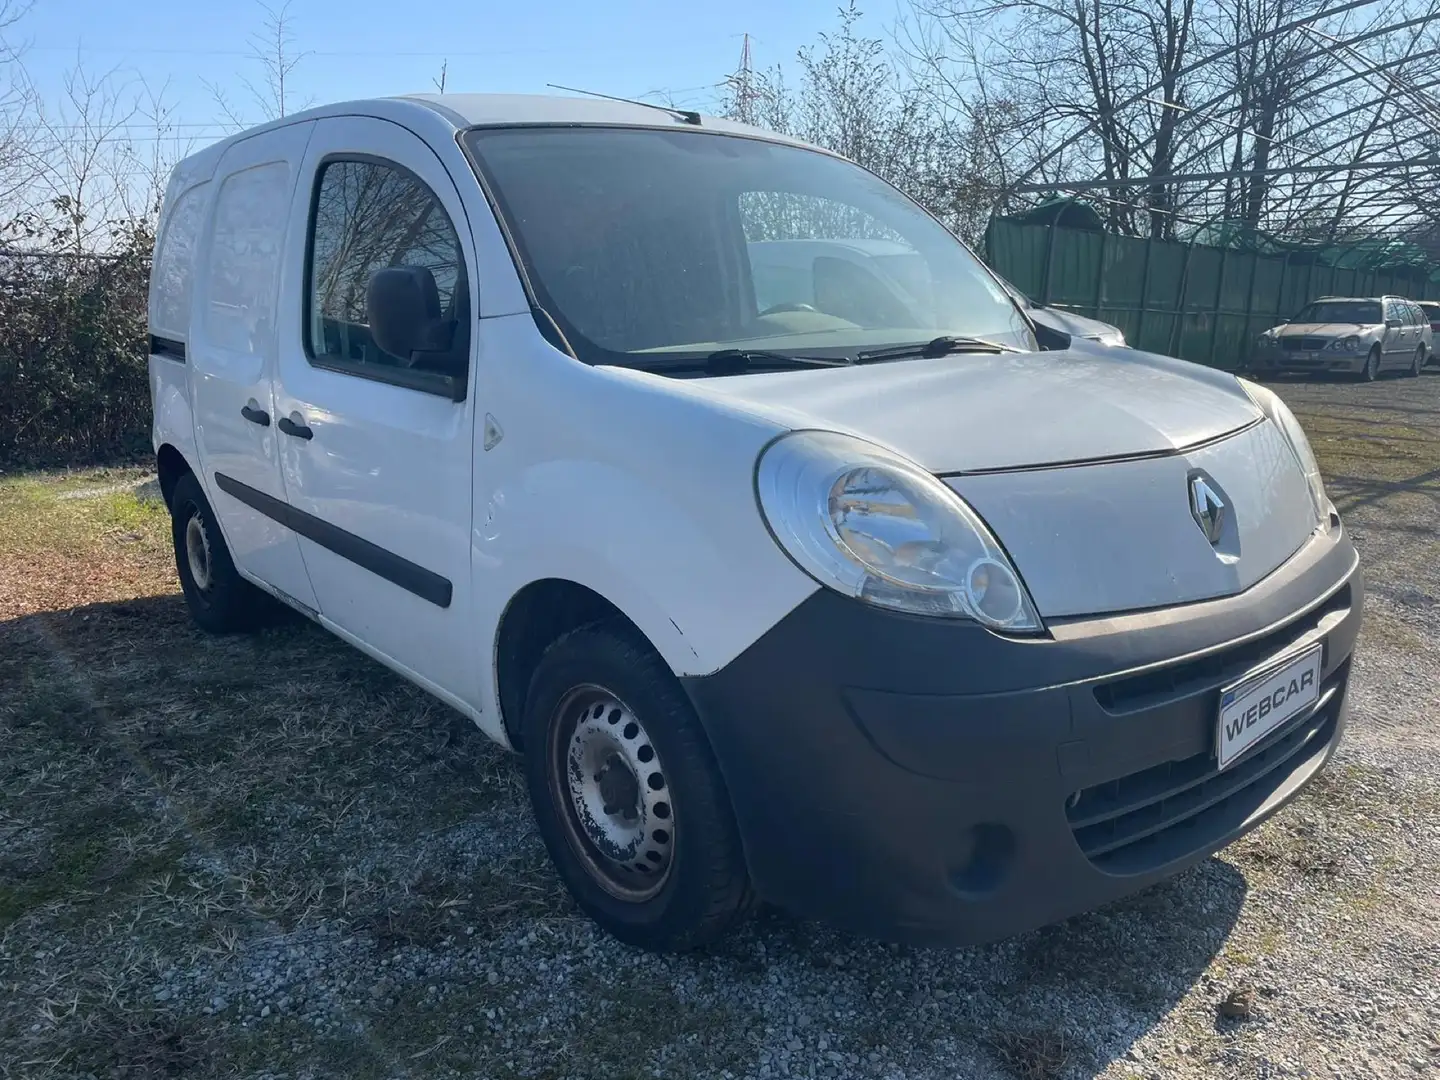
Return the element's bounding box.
[306,158,469,390]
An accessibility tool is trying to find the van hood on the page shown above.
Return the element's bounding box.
[684,346,1260,475]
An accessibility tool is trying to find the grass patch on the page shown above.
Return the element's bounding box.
[987,1029,1072,1080]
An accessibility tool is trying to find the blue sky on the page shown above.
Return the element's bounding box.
[18,0,873,145]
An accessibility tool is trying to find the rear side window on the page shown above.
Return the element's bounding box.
[304,158,469,391]
[203,162,292,355]
[149,181,208,341]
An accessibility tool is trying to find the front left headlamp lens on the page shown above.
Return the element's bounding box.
[1238,377,1328,522]
[756,430,1043,632]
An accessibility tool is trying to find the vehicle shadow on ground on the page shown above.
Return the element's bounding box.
[4,588,1251,1080]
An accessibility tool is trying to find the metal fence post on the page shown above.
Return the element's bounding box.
[1169,241,1195,358]
[1274,254,1289,330]
[1040,225,1058,307]
[1207,246,1229,367]
[1238,250,1260,370]
[1093,230,1108,318]
[1135,234,1154,351]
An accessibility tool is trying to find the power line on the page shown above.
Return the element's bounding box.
[23,43,577,58]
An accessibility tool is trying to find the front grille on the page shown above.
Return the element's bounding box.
[1067,670,1343,875]
[1280,337,1327,352]
[1092,582,1351,714]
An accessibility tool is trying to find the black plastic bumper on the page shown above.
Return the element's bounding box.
[681,525,1362,946]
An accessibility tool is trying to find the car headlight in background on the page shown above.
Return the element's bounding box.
[755,430,1043,631]
[1326,335,1361,352]
[1237,378,1328,523]
[1256,333,1278,349]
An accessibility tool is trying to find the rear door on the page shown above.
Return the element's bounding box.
[271,115,478,702]
[188,124,319,611]
[1383,299,1410,365]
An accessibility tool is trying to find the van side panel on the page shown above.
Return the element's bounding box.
[185,123,321,611]
[469,315,820,745]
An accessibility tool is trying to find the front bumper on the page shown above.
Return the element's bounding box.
[1253,349,1366,372]
[682,523,1362,946]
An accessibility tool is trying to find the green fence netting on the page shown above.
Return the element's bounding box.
[984,216,1440,369]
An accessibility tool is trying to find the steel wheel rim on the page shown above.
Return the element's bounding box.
[184,510,212,592]
[1415,348,1424,374]
[548,685,674,902]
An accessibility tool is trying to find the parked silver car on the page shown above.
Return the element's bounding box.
[1254,295,1431,380]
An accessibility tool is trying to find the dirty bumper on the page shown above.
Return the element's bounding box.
[682,525,1362,946]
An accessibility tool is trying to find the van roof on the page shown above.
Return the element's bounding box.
[166,93,818,187]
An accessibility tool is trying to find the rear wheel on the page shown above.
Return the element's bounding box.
[170,472,274,634]
[1409,346,1424,377]
[522,621,754,952]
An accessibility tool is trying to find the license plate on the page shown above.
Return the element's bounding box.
[1217,644,1323,770]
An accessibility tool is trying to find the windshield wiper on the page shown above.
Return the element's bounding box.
[855,335,1017,363]
[628,349,853,374]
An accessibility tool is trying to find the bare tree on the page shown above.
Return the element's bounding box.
[904,0,1440,241]
[0,0,36,223]
[205,0,310,124]
[718,3,1003,242]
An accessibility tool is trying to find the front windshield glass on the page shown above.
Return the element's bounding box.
[1292,300,1382,325]
[463,126,1034,367]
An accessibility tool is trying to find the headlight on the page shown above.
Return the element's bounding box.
[1237,378,1327,523]
[1326,335,1361,352]
[1257,333,1277,349]
[1091,330,1126,347]
[755,430,1043,631]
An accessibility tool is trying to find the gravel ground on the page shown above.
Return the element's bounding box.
[1,372,1438,1080]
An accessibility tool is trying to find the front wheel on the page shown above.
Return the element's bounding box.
[1410,346,1424,377]
[522,621,754,952]
[1358,346,1381,382]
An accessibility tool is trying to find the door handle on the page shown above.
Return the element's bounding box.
[278,416,313,441]
[241,404,271,426]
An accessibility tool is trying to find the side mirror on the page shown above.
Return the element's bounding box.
[366,266,456,365]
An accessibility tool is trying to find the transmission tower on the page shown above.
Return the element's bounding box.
[730,32,760,124]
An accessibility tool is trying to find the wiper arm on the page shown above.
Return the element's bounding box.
[627,349,853,374]
[703,349,852,372]
[855,335,1017,363]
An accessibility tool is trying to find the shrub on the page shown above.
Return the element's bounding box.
[0,243,153,469]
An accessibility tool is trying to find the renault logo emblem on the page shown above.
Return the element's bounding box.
[1189,475,1226,546]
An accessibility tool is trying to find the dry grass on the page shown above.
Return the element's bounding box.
[987,1030,1072,1080]
[0,467,568,1078]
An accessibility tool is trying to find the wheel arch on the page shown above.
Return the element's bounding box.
[156,442,193,509]
[494,578,653,751]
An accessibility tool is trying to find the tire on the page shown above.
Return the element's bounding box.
[522,620,754,952]
[1409,346,1424,377]
[169,472,274,634]
[1358,346,1380,382]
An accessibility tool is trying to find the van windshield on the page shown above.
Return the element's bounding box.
[462,126,1033,369]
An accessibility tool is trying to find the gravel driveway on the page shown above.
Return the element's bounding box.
[1,372,1437,1080]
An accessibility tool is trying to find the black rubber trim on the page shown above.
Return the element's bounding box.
[940,415,1266,478]
[212,472,452,608]
[150,334,187,362]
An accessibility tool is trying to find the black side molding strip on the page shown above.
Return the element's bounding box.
[150,334,187,362]
[212,473,453,608]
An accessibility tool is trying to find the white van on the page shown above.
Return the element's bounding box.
[147,94,1362,953]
